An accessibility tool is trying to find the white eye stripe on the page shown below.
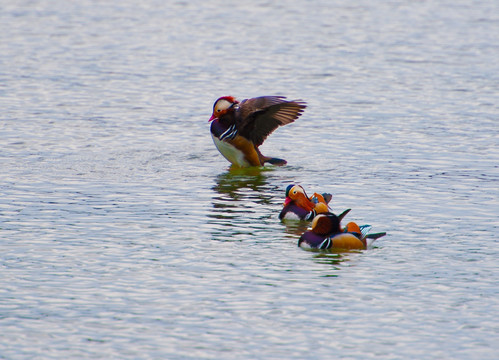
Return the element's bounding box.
[291,186,304,195]
[216,99,233,112]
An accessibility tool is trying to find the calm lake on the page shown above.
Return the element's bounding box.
[1,0,498,359]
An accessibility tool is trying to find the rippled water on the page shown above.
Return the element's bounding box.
[1,0,498,359]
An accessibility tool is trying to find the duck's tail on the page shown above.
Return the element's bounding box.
[364,231,387,248]
[263,157,287,166]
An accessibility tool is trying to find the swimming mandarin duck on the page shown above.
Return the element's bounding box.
[279,184,332,221]
[298,211,386,250]
[209,96,306,167]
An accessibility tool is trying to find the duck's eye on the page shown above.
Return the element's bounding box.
[217,109,221,112]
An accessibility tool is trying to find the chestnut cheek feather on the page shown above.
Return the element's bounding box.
[297,194,315,212]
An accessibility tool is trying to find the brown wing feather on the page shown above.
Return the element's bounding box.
[236,96,306,146]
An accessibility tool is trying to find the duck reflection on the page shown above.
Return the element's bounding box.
[309,251,356,275]
[208,167,276,242]
[281,219,310,237]
[212,167,271,202]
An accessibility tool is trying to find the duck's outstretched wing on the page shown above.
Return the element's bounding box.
[236,96,306,146]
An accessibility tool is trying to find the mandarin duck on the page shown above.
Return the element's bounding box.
[298,210,386,250]
[209,96,306,167]
[279,184,332,221]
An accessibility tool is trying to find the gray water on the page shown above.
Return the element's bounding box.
[1,0,498,359]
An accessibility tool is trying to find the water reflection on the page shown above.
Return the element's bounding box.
[281,219,310,237]
[212,167,271,202]
[313,252,356,276]
[208,167,276,242]
[314,253,344,275]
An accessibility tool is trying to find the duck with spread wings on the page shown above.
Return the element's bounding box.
[208,96,306,167]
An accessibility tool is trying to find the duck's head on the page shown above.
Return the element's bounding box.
[283,184,315,212]
[209,96,239,121]
[311,213,342,236]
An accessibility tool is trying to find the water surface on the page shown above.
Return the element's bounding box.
[1,0,498,359]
